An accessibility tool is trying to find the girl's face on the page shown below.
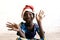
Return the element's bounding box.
[23,11,34,23]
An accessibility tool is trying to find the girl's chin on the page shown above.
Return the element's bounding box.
[26,21,31,23]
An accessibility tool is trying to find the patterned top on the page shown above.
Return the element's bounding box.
[17,22,44,40]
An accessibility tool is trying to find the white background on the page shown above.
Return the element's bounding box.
[0,0,60,33]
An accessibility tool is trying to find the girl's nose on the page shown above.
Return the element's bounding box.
[27,14,30,18]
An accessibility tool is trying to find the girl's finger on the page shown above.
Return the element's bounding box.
[8,28,13,31]
[39,10,41,15]
[7,22,13,25]
[6,24,13,28]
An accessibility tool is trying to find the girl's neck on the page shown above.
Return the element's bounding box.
[26,22,33,27]
[25,22,34,31]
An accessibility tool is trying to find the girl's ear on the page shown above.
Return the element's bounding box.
[32,13,35,19]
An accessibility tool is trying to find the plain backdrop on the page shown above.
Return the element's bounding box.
[0,0,60,33]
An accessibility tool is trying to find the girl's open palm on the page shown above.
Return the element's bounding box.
[6,22,19,31]
[36,10,45,22]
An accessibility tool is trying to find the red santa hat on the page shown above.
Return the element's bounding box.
[21,5,34,18]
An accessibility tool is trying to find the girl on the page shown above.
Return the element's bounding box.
[6,5,45,40]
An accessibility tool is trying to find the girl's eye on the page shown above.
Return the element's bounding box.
[24,14,26,16]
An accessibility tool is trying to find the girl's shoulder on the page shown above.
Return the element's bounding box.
[20,22,26,28]
[34,23,39,28]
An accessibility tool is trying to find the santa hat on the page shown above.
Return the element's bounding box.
[21,5,34,18]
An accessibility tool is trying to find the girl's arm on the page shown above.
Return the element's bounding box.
[36,10,45,38]
[6,22,25,38]
[17,23,26,38]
